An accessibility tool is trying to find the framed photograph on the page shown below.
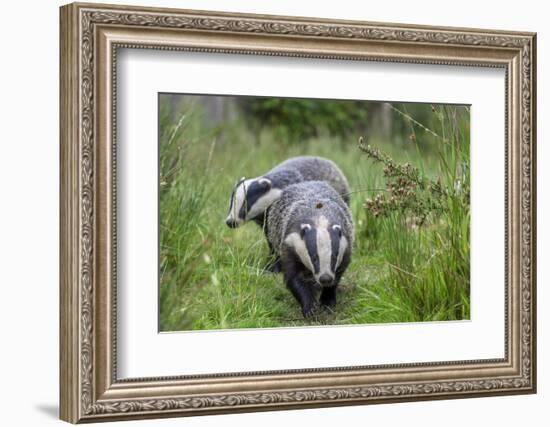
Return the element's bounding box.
[60,2,537,423]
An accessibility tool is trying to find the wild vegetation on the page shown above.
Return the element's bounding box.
[159,95,470,331]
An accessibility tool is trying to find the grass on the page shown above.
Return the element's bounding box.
[159,96,470,331]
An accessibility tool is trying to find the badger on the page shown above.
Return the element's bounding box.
[225,156,350,229]
[266,181,354,318]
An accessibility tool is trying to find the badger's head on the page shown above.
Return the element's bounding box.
[225,176,282,228]
[284,215,348,287]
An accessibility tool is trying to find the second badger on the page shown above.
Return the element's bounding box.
[225,156,350,229]
[266,181,354,318]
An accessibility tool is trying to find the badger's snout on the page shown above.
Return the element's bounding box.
[318,273,334,287]
[225,217,240,228]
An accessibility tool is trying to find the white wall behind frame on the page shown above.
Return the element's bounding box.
[0,0,546,427]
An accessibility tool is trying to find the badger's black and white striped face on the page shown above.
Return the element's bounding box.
[225,177,282,228]
[284,216,348,287]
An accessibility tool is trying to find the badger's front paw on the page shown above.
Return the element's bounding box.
[320,286,337,308]
[265,259,282,274]
[302,303,316,319]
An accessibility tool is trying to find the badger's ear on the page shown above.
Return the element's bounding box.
[332,224,342,237]
[300,223,311,238]
[258,177,272,189]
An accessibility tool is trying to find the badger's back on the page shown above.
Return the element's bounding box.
[268,156,350,204]
[267,181,353,255]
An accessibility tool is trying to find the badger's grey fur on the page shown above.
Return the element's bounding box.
[266,181,354,318]
[225,156,350,229]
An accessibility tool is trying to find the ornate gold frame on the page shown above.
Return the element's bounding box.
[59,2,537,423]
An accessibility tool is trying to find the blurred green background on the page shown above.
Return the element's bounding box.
[159,94,470,331]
